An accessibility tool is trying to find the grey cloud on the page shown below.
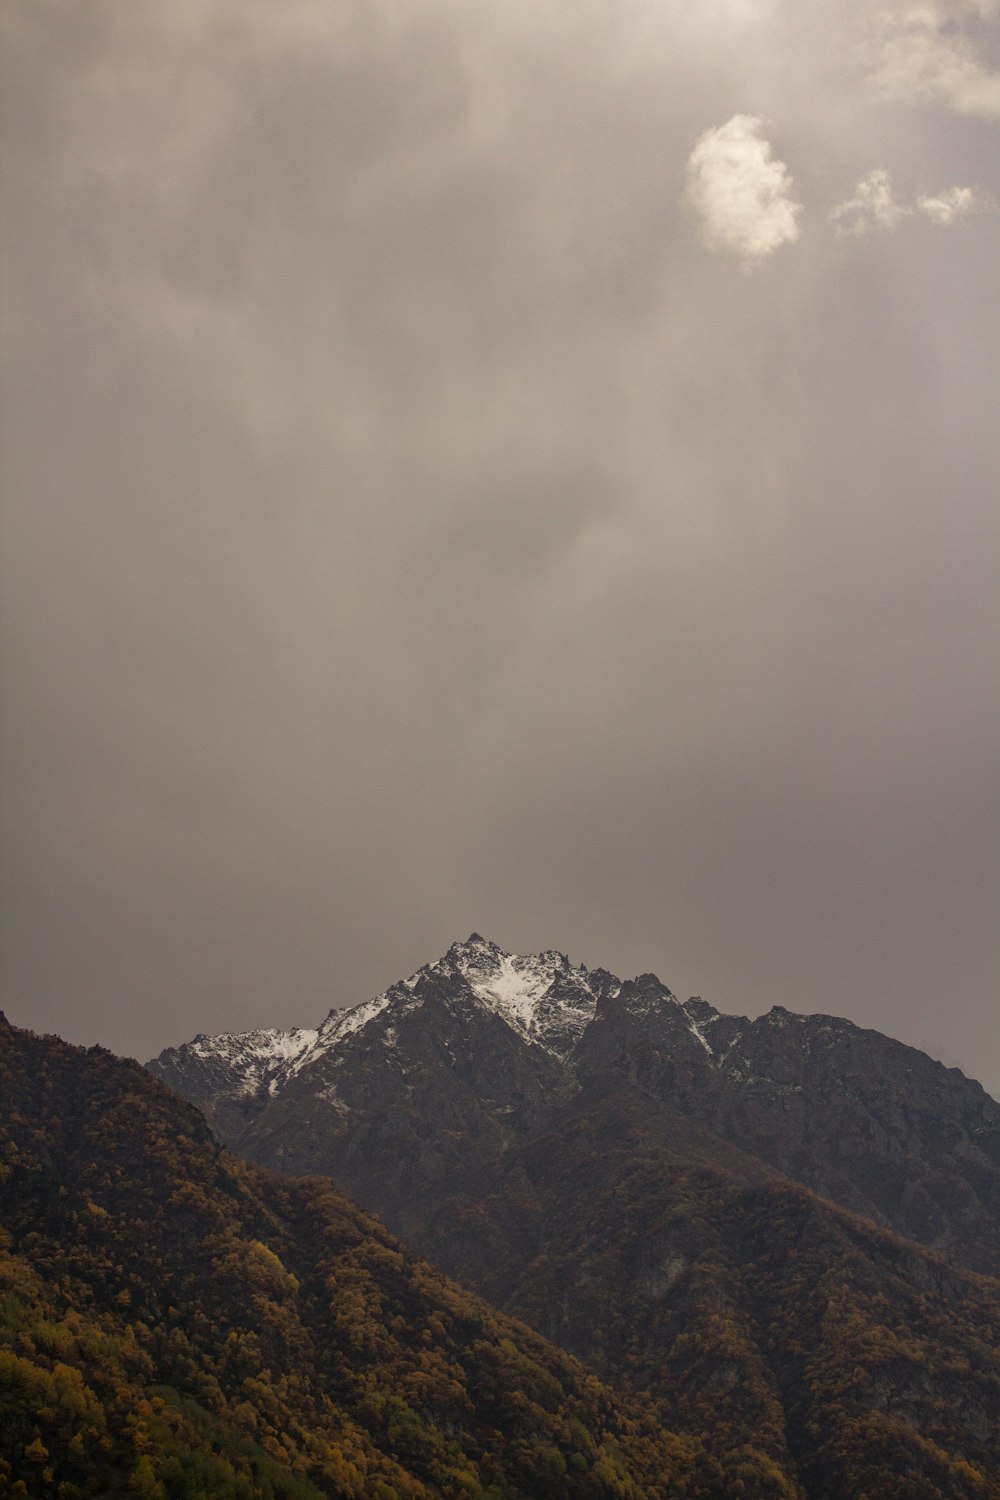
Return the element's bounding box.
[917,184,985,220]
[1,0,998,1099]
[865,0,1000,119]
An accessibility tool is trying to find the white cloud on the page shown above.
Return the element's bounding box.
[831,168,911,235]
[866,0,1000,119]
[832,170,986,233]
[916,184,982,222]
[684,114,802,262]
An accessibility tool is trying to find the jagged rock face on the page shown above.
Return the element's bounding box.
[573,972,718,1074]
[237,977,573,1237]
[632,1003,1000,1265]
[149,935,601,1237]
[147,1024,320,1140]
[147,934,1000,1275]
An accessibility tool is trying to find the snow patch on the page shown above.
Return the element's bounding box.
[186,1026,321,1096]
[318,1082,350,1119]
[441,942,602,1053]
[680,1005,714,1056]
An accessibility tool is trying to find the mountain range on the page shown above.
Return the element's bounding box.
[147,935,1000,1497]
[149,935,1000,1275]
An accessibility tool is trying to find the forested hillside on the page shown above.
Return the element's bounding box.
[5,1007,998,1499]
[0,1016,721,1500]
[422,1076,1000,1499]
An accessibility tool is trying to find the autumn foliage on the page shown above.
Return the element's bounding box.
[0,1020,723,1499]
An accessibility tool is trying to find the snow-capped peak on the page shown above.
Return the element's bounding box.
[410,934,612,1055]
[151,937,625,1105]
[316,980,424,1054]
[614,977,721,1057]
[179,1024,321,1096]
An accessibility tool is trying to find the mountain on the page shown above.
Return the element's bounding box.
[419,1077,1000,1498]
[150,935,1000,1274]
[148,936,1000,1498]
[0,1013,724,1499]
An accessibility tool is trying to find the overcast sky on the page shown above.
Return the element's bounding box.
[1,0,997,1095]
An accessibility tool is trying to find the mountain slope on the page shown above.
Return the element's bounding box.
[419,1074,1000,1499]
[0,1015,723,1500]
[575,974,1000,1270]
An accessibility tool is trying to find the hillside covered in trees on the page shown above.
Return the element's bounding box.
[0,1016,722,1500]
[3,1011,999,1499]
[422,1075,1000,1499]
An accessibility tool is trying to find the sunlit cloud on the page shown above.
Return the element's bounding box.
[832,169,985,233]
[831,168,911,235]
[684,114,802,262]
[916,184,983,221]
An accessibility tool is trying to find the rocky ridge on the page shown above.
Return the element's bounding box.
[154,934,622,1109]
[149,933,1000,1275]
